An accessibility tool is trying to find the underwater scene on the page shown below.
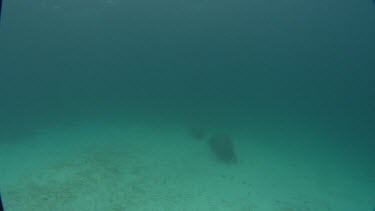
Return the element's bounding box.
[0,0,374,210]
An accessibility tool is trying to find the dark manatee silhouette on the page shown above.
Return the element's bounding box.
[208,133,237,163]
[0,192,4,211]
[0,0,2,21]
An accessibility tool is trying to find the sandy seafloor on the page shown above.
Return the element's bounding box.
[0,114,374,211]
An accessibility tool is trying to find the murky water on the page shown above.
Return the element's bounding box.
[0,0,374,210]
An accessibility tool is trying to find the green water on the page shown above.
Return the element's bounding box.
[0,0,374,210]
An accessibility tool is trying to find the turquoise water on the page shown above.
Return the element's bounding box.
[0,0,374,210]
